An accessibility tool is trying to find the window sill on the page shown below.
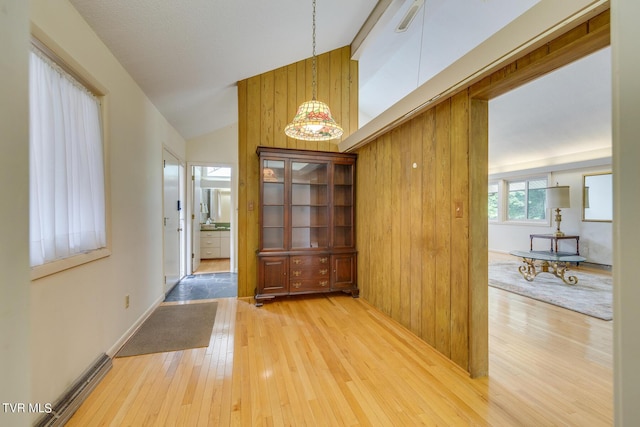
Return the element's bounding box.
[491,220,551,227]
[30,248,111,281]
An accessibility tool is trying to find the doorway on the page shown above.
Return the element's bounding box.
[188,163,237,276]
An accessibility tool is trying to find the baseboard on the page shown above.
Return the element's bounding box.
[579,261,612,271]
[107,293,165,357]
[489,249,510,255]
[34,353,112,427]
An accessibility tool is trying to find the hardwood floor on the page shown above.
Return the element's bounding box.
[195,259,231,274]
[67,278,612,426]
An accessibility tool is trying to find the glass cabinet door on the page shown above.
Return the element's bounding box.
[333,163,354,248]
[261,159,285,249]
[291,161,328,249]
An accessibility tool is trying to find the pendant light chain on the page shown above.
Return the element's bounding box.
[312,0,317,100]
[284,0,343,141]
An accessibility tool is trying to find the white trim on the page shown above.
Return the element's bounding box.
[186,161,238,275]
[30,248,111,281]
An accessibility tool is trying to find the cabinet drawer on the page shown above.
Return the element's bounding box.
[201,248,221,259]
[201,238,221,248]
[202,230,229,237]
[290,265,330,280]
[290,255,330,268]
[289,279,330,293]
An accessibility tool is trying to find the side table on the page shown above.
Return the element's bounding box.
[529,234,580,255]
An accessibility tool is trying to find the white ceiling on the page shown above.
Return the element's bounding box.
[69,0,378,140]
[489,47,611,173]
[68,0,611,171]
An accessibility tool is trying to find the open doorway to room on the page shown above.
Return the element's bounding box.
[486,45,613,298]
[191,164,234,274]
[164,162,238,302]
[487,46,612,263]
[478,28,613,423]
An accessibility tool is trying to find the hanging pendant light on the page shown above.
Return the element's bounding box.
[285,0,343,142]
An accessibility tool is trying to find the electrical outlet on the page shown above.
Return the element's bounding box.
[125,295,130,309]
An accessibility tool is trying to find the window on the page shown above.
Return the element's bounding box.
[488,182,499,220]
[507,178,547,221]
[204,167,231,180]
[29,44,108,274]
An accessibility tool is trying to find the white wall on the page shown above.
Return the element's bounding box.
[187,123,238,164]
[0,2,31,426]
[612,0,640,424]
[27,0,186,413]
[489,164,613,265]
[187,124,239,272]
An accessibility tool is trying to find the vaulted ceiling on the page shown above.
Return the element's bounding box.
[68,0,611,171]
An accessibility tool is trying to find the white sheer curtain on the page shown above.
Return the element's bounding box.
[29,49,106,267]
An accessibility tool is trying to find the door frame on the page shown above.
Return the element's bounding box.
[187,161,237,275]
[162,148,186,294]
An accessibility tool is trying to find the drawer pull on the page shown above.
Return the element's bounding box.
[292,270,301,277]
[293,259,301,265]
[320,257,328,264]
[319,269,328,275]
[319,280,328,287]
[292,282,302,289]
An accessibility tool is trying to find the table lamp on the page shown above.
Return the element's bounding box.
[547,183,570,236]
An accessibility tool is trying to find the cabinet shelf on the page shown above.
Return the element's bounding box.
[292,182,328,186]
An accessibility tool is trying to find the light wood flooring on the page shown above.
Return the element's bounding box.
[68,256,613,426]
[195,259,231,274]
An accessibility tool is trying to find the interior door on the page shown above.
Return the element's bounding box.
[163,150,182,292]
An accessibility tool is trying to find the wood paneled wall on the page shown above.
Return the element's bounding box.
[355,93,488,375]
[353,8,609,377]
[237,46,358,298]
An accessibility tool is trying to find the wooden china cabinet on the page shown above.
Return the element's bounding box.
[255,146,358,305]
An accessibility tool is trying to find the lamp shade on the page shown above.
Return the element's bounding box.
[284,100,343,141]
[547,185,571,208]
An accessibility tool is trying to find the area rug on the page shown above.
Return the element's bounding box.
[116,302,218,357]
[489,260,612,320]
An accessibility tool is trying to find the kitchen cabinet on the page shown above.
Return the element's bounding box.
[255,146,358,305]
[200,230,230,259]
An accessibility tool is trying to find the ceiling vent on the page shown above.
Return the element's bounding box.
[395,0,425,33]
